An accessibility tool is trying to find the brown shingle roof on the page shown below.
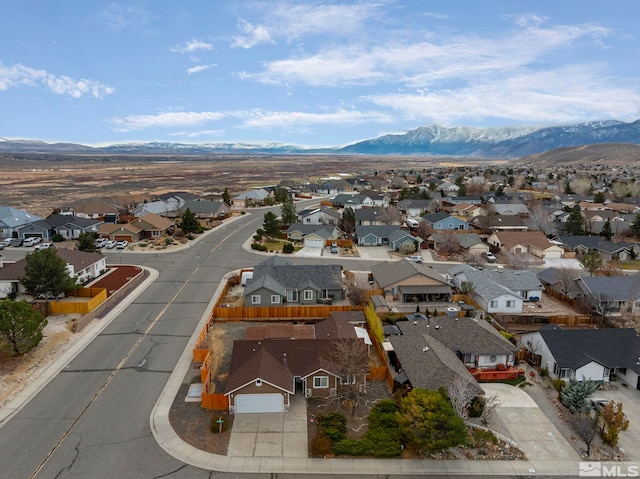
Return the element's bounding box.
[495,231,555,250]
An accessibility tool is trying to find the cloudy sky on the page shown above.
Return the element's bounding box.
[1,1,638,146]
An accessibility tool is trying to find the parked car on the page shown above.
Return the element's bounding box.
[484,252,497,263]
[116,240,128,249]
[105,240,117,249]
[330,242,338,254]
[0,238,12,247]
[34,242,53,251]
[23,237,42,247]
[407,255,423,264]
[10,238,23,247]
[95,238,107,248]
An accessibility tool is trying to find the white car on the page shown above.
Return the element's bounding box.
[33,242,53,251]
[95,238,107,248]
[105,240,117,249]
[406,255,423,264]
[116,240,129,249]
[484,252,497,263]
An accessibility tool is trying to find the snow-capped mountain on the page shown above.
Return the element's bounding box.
[2,119,639,158]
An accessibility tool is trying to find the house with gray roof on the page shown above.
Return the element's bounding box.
[0,206,42,238]
[286,224,340,248]
[522,325,640,388]
[370,260,451,303]
[537,267,588,299]
[492,203,531,217]
[576,275,640,316]
[315,179,354,195]
[15,214,103,240]
[355,207,397,225]
[243,257,343,306]
[397,199,438,218]
[355,225,423,250]
[557,235,632,262]
[232,188,272,209]
[422,212,470,231]
[298,206,341,226]
[430,232,489,258]
[181,200,230,220]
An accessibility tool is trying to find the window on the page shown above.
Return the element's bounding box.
[270,295,281,304]
[303,290,314,301]
[286,290,298,302]
[251,295,261,305]
[506,300,515,308]
[152,230,160,237]
[489,300,498,308]
[560,368,571,379]
[314,376,329,388]
[341,375,357,385]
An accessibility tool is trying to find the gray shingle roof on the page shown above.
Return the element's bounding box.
[449,264,519,301]
[246,262,343,294]
[577,275,640,302]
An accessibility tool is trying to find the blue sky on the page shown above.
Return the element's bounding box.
[1,1,638,147]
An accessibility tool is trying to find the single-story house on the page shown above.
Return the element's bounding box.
[315,180,355,195]
[225,313,369,413]
[0,206,42,238]
[488,231,564,259]
[298,206,341,226]
[16,215,103,240]
[355,225,423,250]
[130,213,175,239]
[556,235,633,262]
[522,325,640,388]
[286,224,341,248]
[243,256,344,306]
[232,188,272,209]
[421,212,470,231]
[181,200,231,222]
[370,260,451,303]
[430,232,489,258]
[355,207,397,225]
[576,275,640,316]
[62,201,121,221]
[97,223,143,242]
[0,248,106,298]
[397,199,439,218]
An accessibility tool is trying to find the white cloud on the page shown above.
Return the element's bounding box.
[171,39,214,54]
[187,64,215,75]
[99,3,151,30]
[231,20,272,49]
[230,2,381,48]
[0,62,114,99]
[110,111,225,131]
[239,109,393,128]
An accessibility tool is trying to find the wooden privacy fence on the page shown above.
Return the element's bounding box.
[48,287,107,315]
[369,331,394,392]
[324,238,353,248]
[212,304,361,320]
[200,351,229,410]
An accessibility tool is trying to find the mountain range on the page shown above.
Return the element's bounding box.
[2,119,640,158]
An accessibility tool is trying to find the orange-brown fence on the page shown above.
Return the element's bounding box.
[200,350,229,410]
[48,287,108,315]
[212,304,361,320]
[369,331,394,392]
[324,239,353,248]
[547,314,593,326]
[543,286,587,309]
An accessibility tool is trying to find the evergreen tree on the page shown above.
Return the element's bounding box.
[629,213,640,239]
[397,389,467,453]
[564,210,585,235]
[600,219,613,241]
[560,379,599,414]
[262,211,282,237]
[0,299,47,356]
[593,191,606,203]
[181,208,199,234]
[20,248,78,299]
[340,207,356,236]
[222,187,231,205]
[274,188,288,203]
[76,232,96,252]
[580,250,603,277]
[280,194,297,226]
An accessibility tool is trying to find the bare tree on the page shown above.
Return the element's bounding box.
[479,394,501,426]
[571,413,599,456]
[570,178,593,196]
[597,261,624,277]
[438,232,461,257]
[380,205,402,225]
[525,336,543,366]
[321,337,370,416]
[415,221,433,241]
[447,375,477,420]
[474,204,499,230]
[526,201,554,235]
[343,270,371,306]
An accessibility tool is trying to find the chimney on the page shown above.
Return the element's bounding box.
[282,352,288,368]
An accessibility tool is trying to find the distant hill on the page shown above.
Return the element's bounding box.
[2,119,640,158]
[514,143,640,167]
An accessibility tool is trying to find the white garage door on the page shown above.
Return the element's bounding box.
[544,250,563,259]
[235,393,284,413]
[304,238,324,248]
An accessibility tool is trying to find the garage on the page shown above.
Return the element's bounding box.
[235,393,284,414]
[304,237,324,248]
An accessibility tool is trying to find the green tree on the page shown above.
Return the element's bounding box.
[580,250,603,277]
[0,299,47,356]
[340,207,356,236]
[20,248,78,299]
[262,211,282,237]
[629,213,640,239]
[564,210,585,235]
[600,219,612,241]
[274,187,288,203]
[181,208,199,235]
[397,389,467,454]
[560,378,599,414]
[76,232,96,252]
[600,401,630,447]
[593,191,606,203]
[280,194,297,226]
[222,187,231,205]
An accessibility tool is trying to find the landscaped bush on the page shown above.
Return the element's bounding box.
[317,413,346,443]
[51,233,64,242]
[251,243,267,251]
[310,431,332,456]
[540,366,549,377]
[253,234,262,242]
[467,427,498,448]
[552,378,566,393]
[139,243,148,248]
[282,242,294,253]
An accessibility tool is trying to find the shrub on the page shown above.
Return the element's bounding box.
[540,366,549,378]
[468,396,484,418]
[310,431,332,456]
[282,242,294,253]
[468,428,498,447]
[552,378,566,393]
[139,243,148,248]
[164,237,174,245]
[317,413,346,443]
[253,234,262,242]
[51,233,64,242]
[250,243,267,251]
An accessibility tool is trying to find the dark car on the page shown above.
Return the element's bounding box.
[10,238,23,247]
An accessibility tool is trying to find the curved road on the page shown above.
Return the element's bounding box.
[0,202,380,479]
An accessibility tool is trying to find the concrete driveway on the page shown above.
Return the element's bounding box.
[482,383,581,461]
[227,394,308,458]
[593,386,640,461]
